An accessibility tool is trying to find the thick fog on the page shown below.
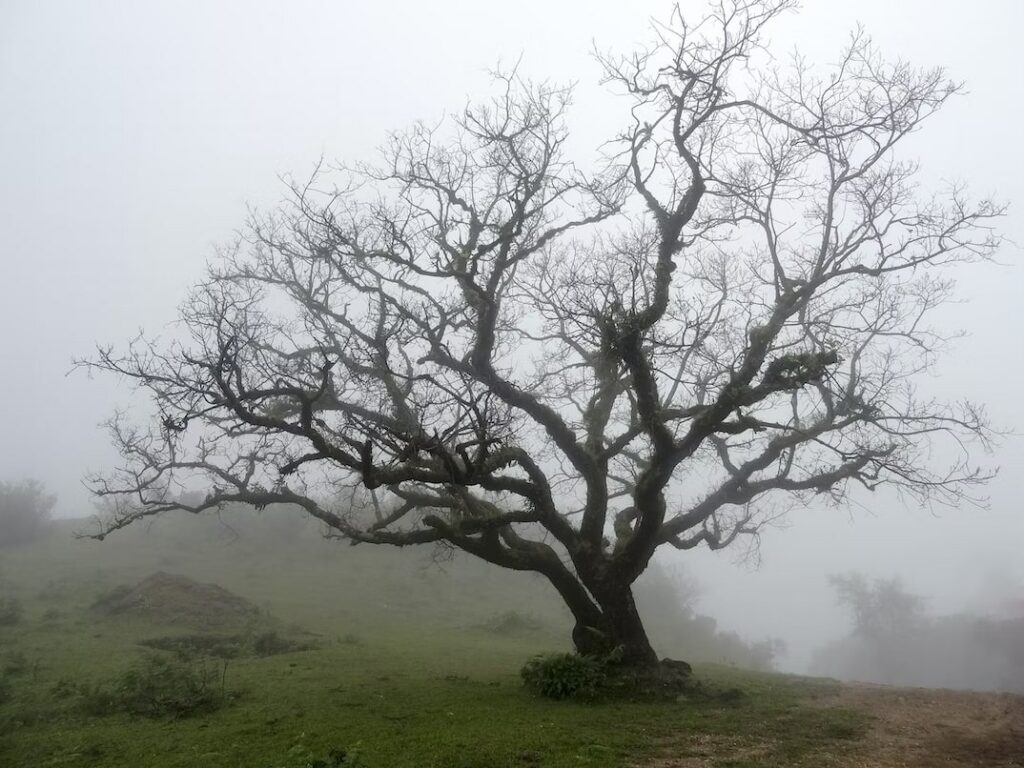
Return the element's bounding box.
[2,0,1022,684]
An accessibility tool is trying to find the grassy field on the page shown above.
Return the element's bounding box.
[0,512,880,767]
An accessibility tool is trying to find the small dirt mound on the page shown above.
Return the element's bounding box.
[93,572,264,631]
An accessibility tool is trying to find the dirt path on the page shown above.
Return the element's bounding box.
[824,683,1024,767]
[643,683,1024,767]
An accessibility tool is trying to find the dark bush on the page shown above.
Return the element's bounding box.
[81,654,229,719]
[520,653,606,700]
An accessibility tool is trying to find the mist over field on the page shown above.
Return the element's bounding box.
[1,1,1023,766]
[2,506,1022,694]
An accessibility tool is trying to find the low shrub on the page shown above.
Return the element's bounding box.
[520,653,606,700]
[81,654,230,719]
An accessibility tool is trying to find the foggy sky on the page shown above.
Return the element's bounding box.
[2,0,1022,670]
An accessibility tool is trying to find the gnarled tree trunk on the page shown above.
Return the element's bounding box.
[546,566,659,666]
[585,583,659,666]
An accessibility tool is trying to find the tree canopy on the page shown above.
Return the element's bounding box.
[86,0,1001,665]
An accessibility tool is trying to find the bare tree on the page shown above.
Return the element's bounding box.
[0,479,55,548]
[828,573,928,642]
[85,1,1001,667]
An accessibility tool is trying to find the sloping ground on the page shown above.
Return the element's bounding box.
[92,571,264,631]
[644,683,1024,767]
[825,684,1024,767]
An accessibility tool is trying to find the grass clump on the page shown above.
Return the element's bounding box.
[521,649,703,703]
[520,653,606,700]
[273,740,361,768]
[79,653,231,719]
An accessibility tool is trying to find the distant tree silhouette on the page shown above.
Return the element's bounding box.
[0,479,55,548]
[829,573,927,641]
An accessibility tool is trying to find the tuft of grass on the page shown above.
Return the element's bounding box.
[78,653,232,719]
[521,653,606,700]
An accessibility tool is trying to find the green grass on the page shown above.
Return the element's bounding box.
[0,516,870,767]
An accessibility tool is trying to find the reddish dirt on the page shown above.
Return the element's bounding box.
[823,683,1024,767]
[643,682,1024,767]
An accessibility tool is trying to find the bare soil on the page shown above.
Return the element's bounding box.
[824,683,1024,767]
[92,571,264,631]
[645,682,1024,767]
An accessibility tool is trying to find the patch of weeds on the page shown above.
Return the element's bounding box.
[0,597,22,627]
[338,633,361,646]
[79,654,233,719]
[272,737,361,768]
[520,653,606,700]
[522,652,704,702]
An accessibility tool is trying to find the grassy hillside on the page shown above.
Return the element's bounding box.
[0,512,915,766]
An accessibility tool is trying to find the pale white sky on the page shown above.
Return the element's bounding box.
[2,0,1022,668]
